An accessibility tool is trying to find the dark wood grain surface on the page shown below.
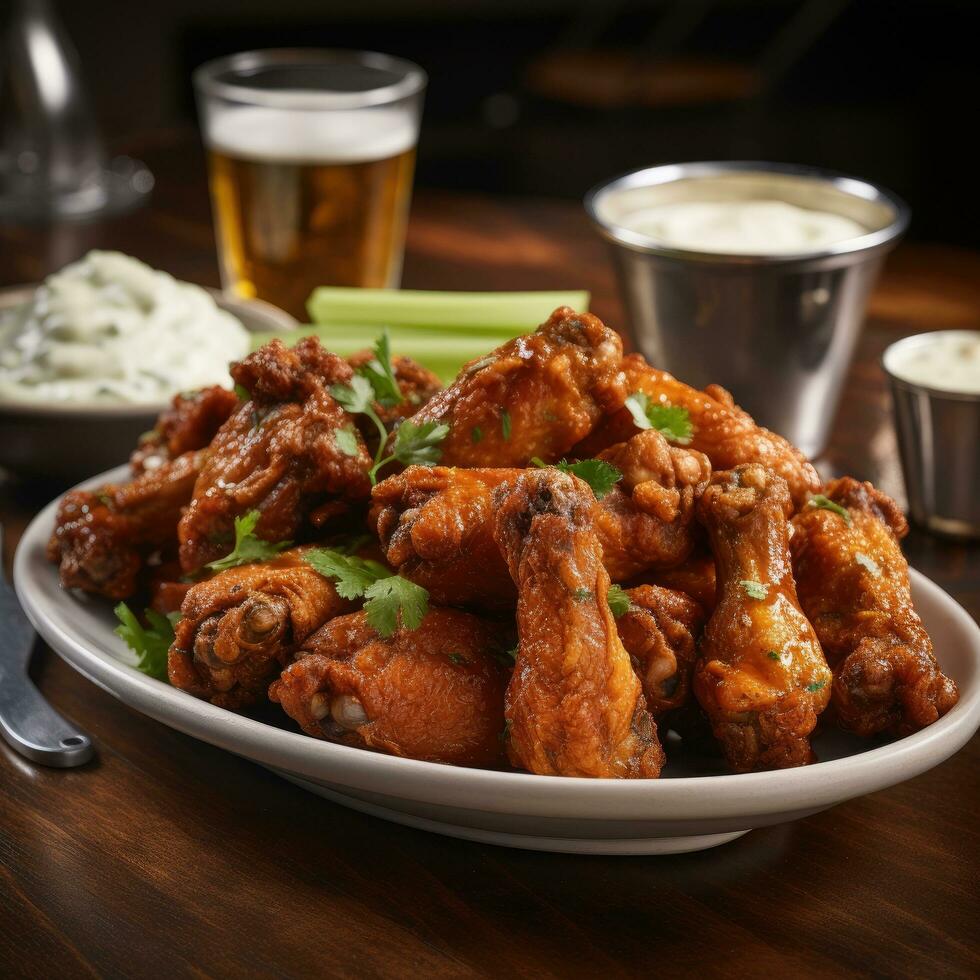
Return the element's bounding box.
[1,134,978,980]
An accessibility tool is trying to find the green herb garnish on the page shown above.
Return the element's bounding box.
[206,510,292,572]
[334,426,361,458]
[234,383,251,402]
[624,392,693,444]
[470,426,483,444]
[808,494,851,524]
[739,579,768,600]
[113,603,178,681]
[356,330,401,407]
[501,410,512,441]
[303,548,390,600]
[606,584,632,617]
[767,650,782,661]
[806,679,828,693]
[573,587,594,602]
[531,457,622,500]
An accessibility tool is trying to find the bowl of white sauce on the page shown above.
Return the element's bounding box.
[585,162,910,457]
[0,251,296,480]
[883,330,980,539]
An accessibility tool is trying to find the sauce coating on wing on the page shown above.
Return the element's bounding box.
[695,464,831,772]
[405,306,626,467]
[790,478,958,737]
[492,468,665,778]
[270,608,510,769]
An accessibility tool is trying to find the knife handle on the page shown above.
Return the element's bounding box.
[0,671,94,768]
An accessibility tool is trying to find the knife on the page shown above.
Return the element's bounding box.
[0,525,94,767]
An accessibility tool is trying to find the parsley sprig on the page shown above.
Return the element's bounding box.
[114,603,179,681]
[531,457,622,500]
[331,331,449,484]
[606,584,632,617]
[624,392,693,444]
[207,510,292,572]
[303,547,430,638]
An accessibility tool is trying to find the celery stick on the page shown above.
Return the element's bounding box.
[306,288,590,330]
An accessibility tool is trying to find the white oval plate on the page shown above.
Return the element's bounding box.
[15,467,980,854]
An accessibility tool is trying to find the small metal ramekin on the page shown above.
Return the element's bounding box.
[883,331,980,540]
[585,161,910,459]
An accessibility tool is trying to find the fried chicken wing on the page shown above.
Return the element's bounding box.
[695,465,831,772]
[637,553,718,612]
[616,585,705,719]
[492,469,664,778]
[790,478,958,737]
[168,547,348,710]
[372,429,708,609]
[47,449,205,599]
[404,307,626,467]
[177,338,372,573]
[576,355,820,509]
[130,385,240,474]
[270,608,509,768]
[593,428,710,579]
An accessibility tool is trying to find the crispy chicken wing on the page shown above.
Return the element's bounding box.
[577,354,820,509]
[168,547,348,710]
[404,306,626,467]
[372,429,708,609]
[695,465,831,772]
[177,338,372,573]
[616,585,705,720]
[47,449,205,599]
[130,385,240,474]
[270,608,509,768]
[492,469,664,778]
[790,478,958,737]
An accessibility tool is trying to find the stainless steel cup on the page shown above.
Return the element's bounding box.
[585,162,909,458]
[883,331,980,540]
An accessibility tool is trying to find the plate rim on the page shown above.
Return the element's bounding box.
[15,466,980,823]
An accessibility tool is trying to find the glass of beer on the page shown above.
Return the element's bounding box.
[194,49,426,319]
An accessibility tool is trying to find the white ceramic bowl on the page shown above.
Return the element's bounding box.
[0,285,295,480]
[15,467,980,855]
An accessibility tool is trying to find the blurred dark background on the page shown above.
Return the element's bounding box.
[15,0,980,246]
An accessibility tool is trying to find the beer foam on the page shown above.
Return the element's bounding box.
[207,106,417,164]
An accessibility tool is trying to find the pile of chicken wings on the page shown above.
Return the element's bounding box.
[48,307,959,776]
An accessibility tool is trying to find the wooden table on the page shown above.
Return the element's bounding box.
[1,135,978,979]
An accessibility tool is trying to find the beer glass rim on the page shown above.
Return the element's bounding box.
[193,48,427,110]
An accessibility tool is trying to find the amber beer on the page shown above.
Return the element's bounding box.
[206,106,417,319]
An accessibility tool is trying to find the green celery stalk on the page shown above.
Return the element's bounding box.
[306,287,590,330]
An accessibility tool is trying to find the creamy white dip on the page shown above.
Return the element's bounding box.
[0,251,250,404]
[885,331,980,395]
[620,200,867,255]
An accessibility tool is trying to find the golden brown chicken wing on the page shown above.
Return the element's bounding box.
[616,585,705,720]
[790,478,958,737]
[372,429,708,610]
[576,354,820,509]
[695,465,831,772]
[492,468,664,778]
[403,306,626,467]
[130,384,240,474]
[47,448,205,599]
[270,608,509,768]
[168,547,348,710]
[177,338,373,574]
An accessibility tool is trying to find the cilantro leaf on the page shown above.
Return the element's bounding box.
[113,603,177,680]
[470,426,483,444]
[234,383,251,402]
[206,510,292,572]
[607,584,632,617]
[331,374,376,416]
[501,410,512,441]
[303,548,390,600]
[808,494,851,524]
[572,587,594,602]
[767,650,782,661]
[624,392,693,444]
[335,426,361,458]
[739,579,768,600]
[357,330,402,407]
[363,575,429,638]
[806,679,828,693]
[393,420,450,466]
[532,457,623,500]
